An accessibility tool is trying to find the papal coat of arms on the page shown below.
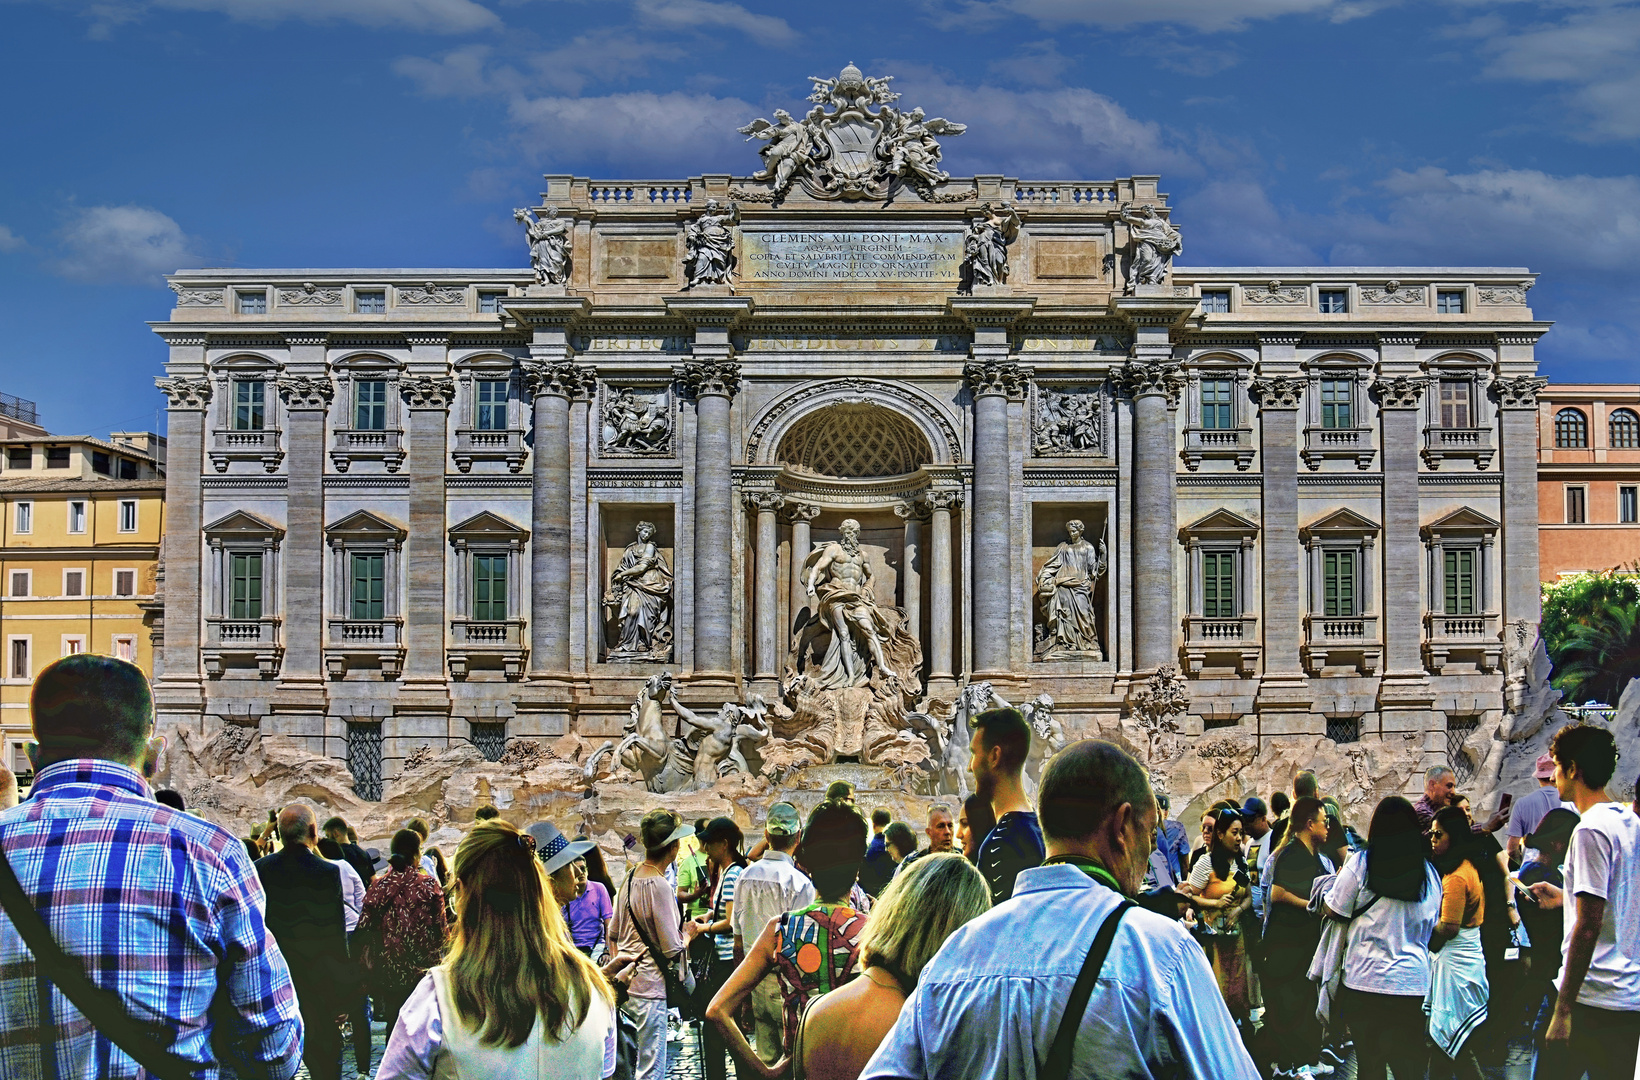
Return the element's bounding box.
[738,63,966,202]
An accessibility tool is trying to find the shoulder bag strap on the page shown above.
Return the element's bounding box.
[1040,900,1133,1080]
[0,839,199,1080]
[623,873,680,981]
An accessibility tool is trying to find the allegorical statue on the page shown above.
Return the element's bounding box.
[684,200,738,287]
[737,109,814,199]
[962,202,1020,289]
[802,519,891,689]
[884,107,966,191]
[514,205,572,285]
[1118,204,1183,291]
[604,521,672,660]
[1035,519,1107,660]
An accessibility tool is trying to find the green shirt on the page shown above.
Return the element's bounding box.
[677,850,712,920]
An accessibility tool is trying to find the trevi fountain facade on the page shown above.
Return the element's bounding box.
[147,66,1568,846]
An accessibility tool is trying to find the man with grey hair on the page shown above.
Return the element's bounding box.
[1414,764,1458,832]
[256,804,349,1080]
[896,804,956,878]
[862,740,1258,1080]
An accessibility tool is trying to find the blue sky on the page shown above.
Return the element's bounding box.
[3,0,1639,438]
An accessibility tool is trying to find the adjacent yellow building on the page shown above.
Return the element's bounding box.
[1,432,166,780]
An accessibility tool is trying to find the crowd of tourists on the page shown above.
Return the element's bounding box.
[0,653,1635,1080]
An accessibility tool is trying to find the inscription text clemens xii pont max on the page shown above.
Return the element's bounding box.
[741,230,964,283]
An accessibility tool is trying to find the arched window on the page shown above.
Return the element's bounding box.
[1555,408,1588,449]
[1609,408,1639,449]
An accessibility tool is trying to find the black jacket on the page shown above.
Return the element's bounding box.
[339,841,376,890]
[256,845,350,1005]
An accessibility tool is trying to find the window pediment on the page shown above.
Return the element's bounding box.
[448,511,529,544]
[1180,508,1259,543]
[1420,506,1499,540]
[326,509,408,543]
[203,509,285,543]
[1301,508,1379,542]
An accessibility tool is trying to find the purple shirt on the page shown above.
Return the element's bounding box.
[564,881,613,949]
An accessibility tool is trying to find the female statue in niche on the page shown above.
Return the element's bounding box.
[604,521,673,660]
[1035,518,1107,660]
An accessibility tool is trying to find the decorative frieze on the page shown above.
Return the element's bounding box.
[170,284,224,307]
[1242,282,1307,305]
[1478,286,1529,306]
[277,283,341,307]
[1032,384,1106,456]
[1360,283,1426,305]
[397,283,466,306]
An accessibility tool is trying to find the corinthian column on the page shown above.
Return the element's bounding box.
[676,359,742,677]
[927,490,961,682]
[153,370,211,692]
[1492,364,1547,634]
[786,501,821,625]
[400,369,455,684]
[746,492,784,679]
[523,359,592,676]
[1250,362,1306,688]
[1117,359,1183,674]
[965,360,1028,675]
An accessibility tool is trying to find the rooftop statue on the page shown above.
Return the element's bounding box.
[514,205,571,285]
[1119,204,1183,292]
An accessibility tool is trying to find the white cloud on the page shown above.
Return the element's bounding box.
[508,90,755,171]
[394,45,524,98]
[61,0,501,35]
[1473,4,1640,140]
[0,225,25,253]
[631,0,795,45]
[922,0,1391,33]
[52,205,206,284]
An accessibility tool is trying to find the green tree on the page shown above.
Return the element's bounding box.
[1542,566,1640,705]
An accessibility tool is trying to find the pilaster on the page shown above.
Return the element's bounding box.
[274,356,332,692]
[399,354,454,701]
[153,349,210,708]
[1251,337,1308,706]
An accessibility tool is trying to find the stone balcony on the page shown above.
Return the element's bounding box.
[1182,614,1261,676]
[1301,426,1377,471]
[324,617,406,679]
[202,616,283,677]
[452,428,528,473]
[208,428,283,473]
[447,618,528,680]
[1301,613,1382,675]
[330,428,405,473]
[1421,426,1495,470]
[1180,427,1256,471]
[1423,611,1503,674]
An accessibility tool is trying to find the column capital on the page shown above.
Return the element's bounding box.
[401,374,457,410]
[1113,359,1183,405]
[926,489,964,512]
[1370,375,1428,410]
[275,375,334,410]
[1248,375,1304,411]
[743,490,785,513]
[1491,374,1548,410]
[964,359,1030,400]
[782,500,822,524]
[674,359,742,400]
[154,376,213,410]
[894,499,930,521]
[522,359,594,401]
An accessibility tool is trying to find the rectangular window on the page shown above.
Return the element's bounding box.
[14,502,31,534]
[9,639,28,680]
[1439,380,1472,428]
[46,446,69,468]
[1566,486,1587,524]
[1444,548,1477,616]
[1202,551,1237,618]
[354,380,388,431]
[9,571,28,597]
[92,451,111,475]
[114,569,136,597]
[112,636,136,662]
[67,501,86,534]
[1320,379,1353,429]
[234,380,266,430]
[351,553,385,620]
[1200,379,1234,430]
[475,380,508,431]
[1323,550,1357,617]
[236,291,267,315]
[230,552,263,619]
[1437,291,1465,314]
[478,291,505,314]
[117,458,137,480]
[473,555,507,620]
[1319,289,1348,313]
[61,636,84,657]
[1200,290,1230,313]
[5,447,28,469]
[63,570,84,598]
[119,500,137,533]
[1622,486,1638,525]
[355,290,386,314]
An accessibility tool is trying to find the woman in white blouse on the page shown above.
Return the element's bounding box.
[377,819,632,1079]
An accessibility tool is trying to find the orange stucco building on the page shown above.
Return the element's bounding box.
[1539,383,1640,580]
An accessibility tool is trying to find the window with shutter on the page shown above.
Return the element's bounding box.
[1323,550,1356,617]
[1202,551,1236,617]
[230,553,262,619]
[1444,549,1476,616]
[473,555,507,620]
[352,553,385,620]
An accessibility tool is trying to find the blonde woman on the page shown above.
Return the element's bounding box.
[376,820,625,1079]
[790,852,990,1080]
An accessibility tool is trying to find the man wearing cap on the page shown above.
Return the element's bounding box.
[1509,754,1574,866]
[731,801,816,1066]
[610,809,706,1080]
[1241,797,1273,924]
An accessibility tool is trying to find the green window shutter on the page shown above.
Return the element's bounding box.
[1444,549,1475,616]
[352,553,385,620]
[1203,552,1236,618]
[474,556,506,620]
[1321,380,1352,429]
[230,553,262,619]
[1201,380,1233,430]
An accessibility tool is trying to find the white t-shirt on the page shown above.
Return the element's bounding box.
[1558,802,1640,1011]
[1325,849,1442,996]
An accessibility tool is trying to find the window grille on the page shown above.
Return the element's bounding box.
[1202,715,1238,730]
[470,722,507,762]
[347,722,384,801]
[1447,715,1479,785]
[1326,716,1360,744]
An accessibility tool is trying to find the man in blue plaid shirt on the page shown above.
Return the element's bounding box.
[0,654,304,1078]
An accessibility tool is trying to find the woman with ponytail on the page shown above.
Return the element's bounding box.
[377,819,623,1079]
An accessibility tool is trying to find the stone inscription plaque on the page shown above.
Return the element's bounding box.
[741,230,964,283]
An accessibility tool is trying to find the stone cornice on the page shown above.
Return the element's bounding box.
[673,359,742,399]
[502,295,592,330]
[154,376,212,410]
[947,297,1036,329]
[1495,331,1546,347]
[1377,332,1423,347]
[283,332,327,348]
[154,331,208,348]
[1257,332,1305,348]
[963,359,1030,400]
[664,295,755,329]
[1108,294,1197,328]
[403,331,451,348]
[275,375,335,409]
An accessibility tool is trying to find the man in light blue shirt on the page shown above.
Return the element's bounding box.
[861,740,1258,1080]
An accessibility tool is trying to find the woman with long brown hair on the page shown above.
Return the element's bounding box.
[376,819,621,1079]
[1182,807,1254,1022]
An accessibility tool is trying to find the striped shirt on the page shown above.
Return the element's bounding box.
[710,864,744,961]
[0,758,303,1079]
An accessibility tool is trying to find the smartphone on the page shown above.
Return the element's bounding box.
[1499,792,1514,812]
[1508,874,1538,902]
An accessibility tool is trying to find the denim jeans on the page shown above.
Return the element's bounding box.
[622,995,669,1080]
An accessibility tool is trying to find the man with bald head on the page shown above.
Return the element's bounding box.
[0,654,302,1077]
[257,802,349,1080]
